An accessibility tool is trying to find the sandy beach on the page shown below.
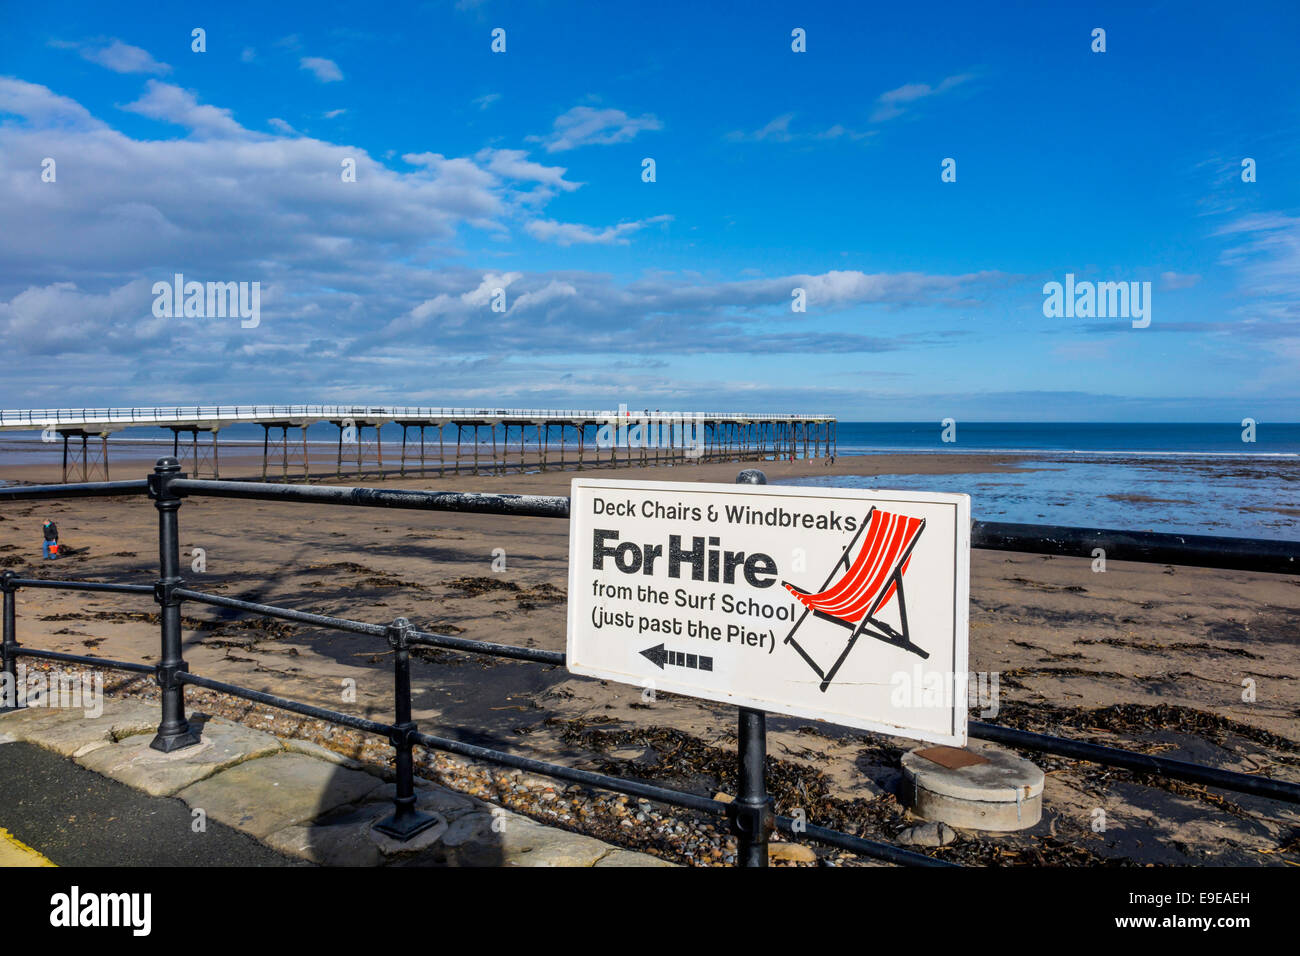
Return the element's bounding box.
[1,452,1297,865]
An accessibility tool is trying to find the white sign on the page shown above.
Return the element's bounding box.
[566,478,970,745]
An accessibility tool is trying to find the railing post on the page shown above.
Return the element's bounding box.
[374,617,439,840]
[1,571,19,712]
[148,457,200,752]
[732,707,774,866]
[730,468,774,865]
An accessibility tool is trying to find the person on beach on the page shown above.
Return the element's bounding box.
[42,519,59,559]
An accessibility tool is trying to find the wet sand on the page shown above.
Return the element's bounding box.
[1,452,1297,865]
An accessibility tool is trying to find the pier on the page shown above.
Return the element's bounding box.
[0,405,837,483]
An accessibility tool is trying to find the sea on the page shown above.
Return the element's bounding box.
[1,421,1297,540]
[795,422,1300,541]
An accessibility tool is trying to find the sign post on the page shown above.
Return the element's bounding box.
[733,469,773,867]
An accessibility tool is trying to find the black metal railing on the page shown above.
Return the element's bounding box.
[2,459,1298,868]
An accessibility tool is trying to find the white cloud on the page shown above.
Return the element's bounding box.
[727,113,873,144]
[0,78,1010,404]
[323,108,347,119]
[1215,212,1300,309]
[475,148,581,192]
[122,80,247,138]
[473,93,501,110]
[300,57,344,83]
[1159,271,1201,290]
[510,280,580,313]
[0,78,583,291]
[68,39,171,75]
[0,77,106,129]
[0,279,159,353]
[525,215,670,246]
[531,105,662,152]
[389,268,1006,349]
[729,113,795,142]
[870,73,973,122]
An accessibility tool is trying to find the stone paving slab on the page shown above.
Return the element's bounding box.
[263,804,387,867]
[495,815,628,867]
[75,715,282,797]
[282,736,376,774]
[360,780,479,818]
[0,699,158,758]
[439,810,496,849]
[177,751,386,839]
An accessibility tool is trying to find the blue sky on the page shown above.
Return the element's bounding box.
[1,0,1297,420]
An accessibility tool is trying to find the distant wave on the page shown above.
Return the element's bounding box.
[835,445,1299,459]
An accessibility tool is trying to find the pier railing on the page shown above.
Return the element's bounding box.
[0,405,835,428]
[1,461,1297,867]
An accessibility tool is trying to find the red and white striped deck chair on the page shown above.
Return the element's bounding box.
[782,507,928,692]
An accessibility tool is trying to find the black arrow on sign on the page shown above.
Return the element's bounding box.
[640,644,712,672]
[640,643,668,669]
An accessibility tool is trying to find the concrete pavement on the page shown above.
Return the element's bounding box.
[0,738,300,866]
[0,698,671,867]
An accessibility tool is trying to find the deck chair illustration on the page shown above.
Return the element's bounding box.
[782,507,928,692]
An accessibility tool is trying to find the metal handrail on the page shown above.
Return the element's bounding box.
[10,478,1292,574]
